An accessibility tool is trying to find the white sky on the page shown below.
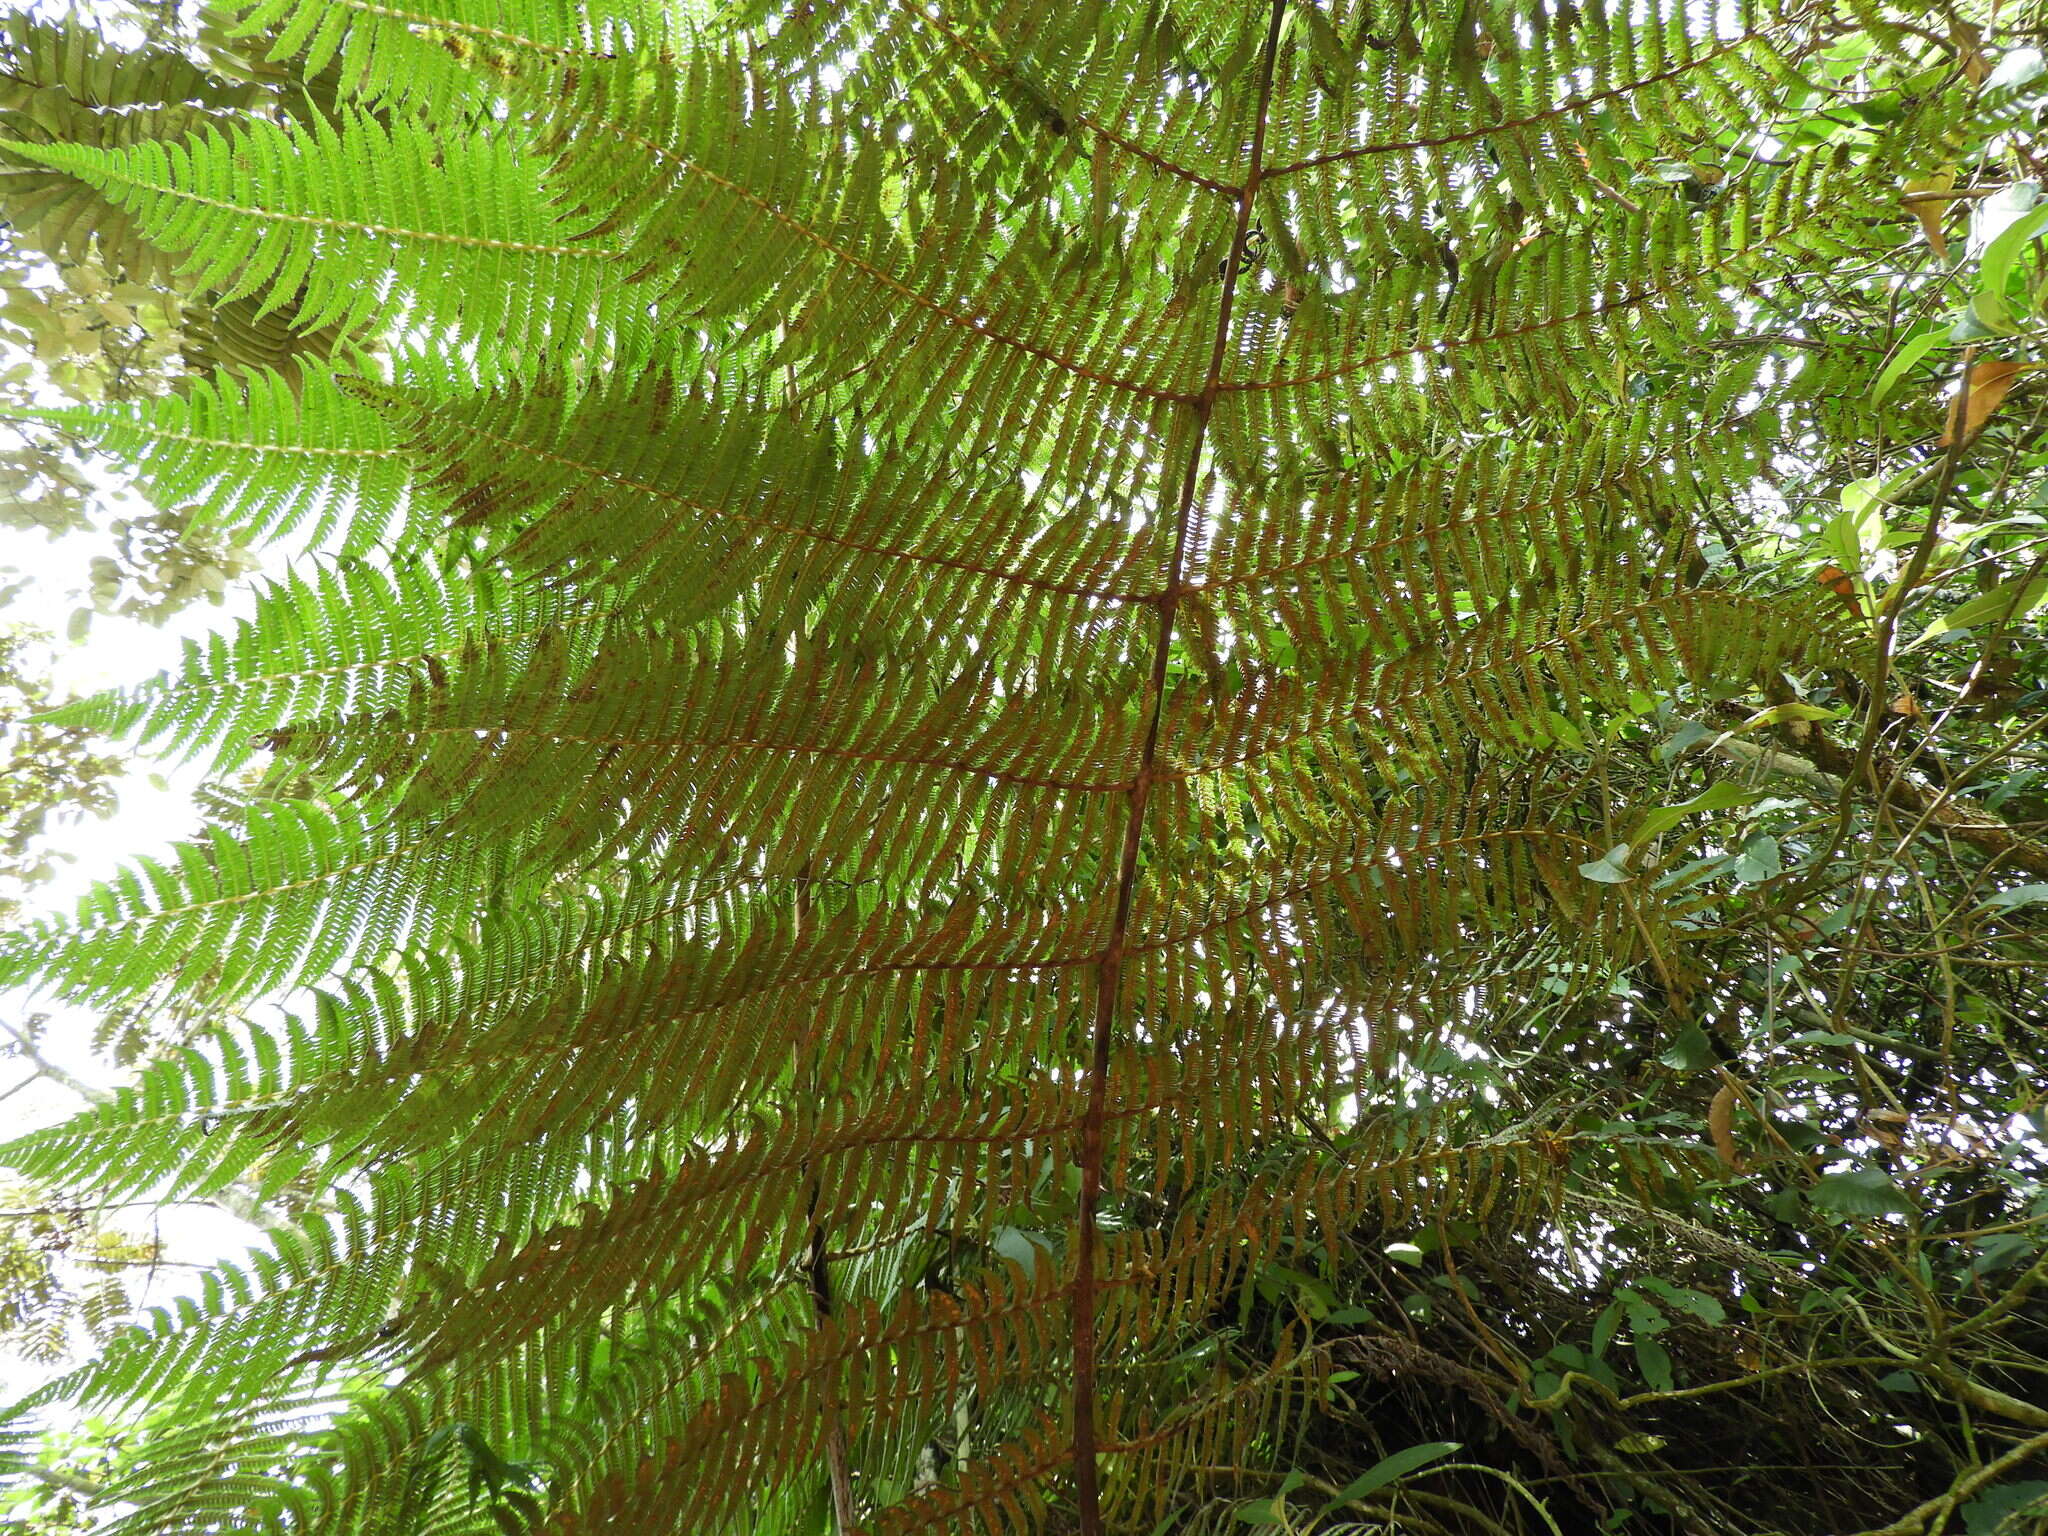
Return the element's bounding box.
[4,523,232,892]
[1,516,269,1403]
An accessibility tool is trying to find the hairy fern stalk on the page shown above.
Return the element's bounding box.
[0,1,1998,1532]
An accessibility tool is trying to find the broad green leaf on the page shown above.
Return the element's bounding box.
[1631,783,1767,843]
[1870,328,1949,406]
[1914,572,2048,646]
[1238,1470,1307,1524]
[1820,488,1885,571]
[1657,1024,1718,1071]
[1322,1443,1462,1513]
[1951,292,2017,340]
[1732,835,1783,884]
[1592,1298,1624,1359]
[1578,844,1633,883]
[1656,719,1713,763]
[991,1227,1051,1278]
[1810,1168,1918,1218]
[1982,883,2048,910]
[1969,1234,2037,1277]
[1703,706,1842,768]
[1978,202,2048,295]
[1961,1480,2048,1536]
[1636,1276,1727,1325]
[1633,1336,1676,1393]
[1985,48,2047,94]
[1622,1292,1668,1338]
[1969,182,2043,259]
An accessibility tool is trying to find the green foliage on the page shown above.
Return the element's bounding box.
[0,4,349,617]
[2,2,2047,1535]
[8,365,407,555]
[0,627,117,905]
[8,115,649,386]
[0,10,265,282]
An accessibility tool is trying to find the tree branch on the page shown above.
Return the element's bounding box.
[0,1019,110,1105]
[1800,731,2048,881]
[1702,727,2048,880]
[1844,1427,2048,1536]
[5,1459,104,1498]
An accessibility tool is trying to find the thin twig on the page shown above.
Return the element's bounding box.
[0,1019,108,1105]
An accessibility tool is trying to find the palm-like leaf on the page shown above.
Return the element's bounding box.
[0,2,1997,1534]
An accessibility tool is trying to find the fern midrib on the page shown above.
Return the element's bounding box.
[0,405,405,461]
[440,415,1156,600]
[387,583,1799,794]
[1190,403,1768,594]
[1070,3,1288,1526]
[535,1278,818,1508]
[1188,589,1842,776]
[127,605,608,725]
[24,822,425,945]
[878,1331,1342,1528]
[95,425,403,461]
[1258,4,1818,179]
[566,107,1201,404]
[56,151,602,259]
[395,723,1138,794]
[280,0,575,57]
[1136,825,1610,959]
[1221,187,1859,395]
[899,0,1244,198]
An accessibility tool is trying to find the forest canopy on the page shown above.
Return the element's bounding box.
[2,1,2048,1534]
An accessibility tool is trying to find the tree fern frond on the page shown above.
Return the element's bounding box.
[48,555,602,770]
[5,115,650,385]
[0,14,247,113]
[1217,162,1887,467]
[531,44,1222,462]
[0,13,264,277]
[0,800,500,1007]
[1194,391,1774,597]
[227,0,660,110]
[3,3,2019,1533]
[5,365,408,557]
[377,376,1173,607]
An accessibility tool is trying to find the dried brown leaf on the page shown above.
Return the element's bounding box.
[1941,357,2024,446]
[1903,173,1955,258]
[1708,1082,1740,1169]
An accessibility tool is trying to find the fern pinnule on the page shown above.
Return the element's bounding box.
[5,367,410,558]
[0,1,1986,1532]
[8,116,646,386]
[0,801,500,1007]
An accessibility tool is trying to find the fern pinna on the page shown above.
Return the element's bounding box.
[0,1,1978,1532]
